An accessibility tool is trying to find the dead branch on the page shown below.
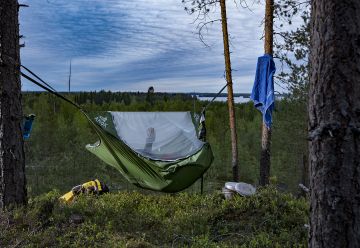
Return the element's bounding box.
[197,19,221,47]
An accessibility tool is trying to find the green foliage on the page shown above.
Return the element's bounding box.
[0,187,308,247]
[22,92,307,196]
[274,0,311,100]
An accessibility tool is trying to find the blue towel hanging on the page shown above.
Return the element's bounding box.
[23,114,35,140]
[250,54,276,128]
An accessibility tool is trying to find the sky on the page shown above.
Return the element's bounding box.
[20,0,267,93]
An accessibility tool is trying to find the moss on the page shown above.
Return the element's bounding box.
[0,187,308,247]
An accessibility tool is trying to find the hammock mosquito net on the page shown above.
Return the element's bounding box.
[111,112,204,161]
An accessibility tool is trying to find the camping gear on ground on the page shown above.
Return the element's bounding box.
[23,114,35,140]
[21,67,214,193]
[235,182,256,196]
[250,54,276,128]
[223,182,256,198]
[224,182,237,191]
[222,187,235,199]
[60,179,109,203]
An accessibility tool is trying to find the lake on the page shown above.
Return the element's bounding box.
[197,96,251,104]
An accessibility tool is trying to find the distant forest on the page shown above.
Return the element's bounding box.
[23,91,307,197]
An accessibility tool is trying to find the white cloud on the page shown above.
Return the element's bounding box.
[20,0,267,93]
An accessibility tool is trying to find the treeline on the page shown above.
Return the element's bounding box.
[24,91,194,106]
[22,92,307,196]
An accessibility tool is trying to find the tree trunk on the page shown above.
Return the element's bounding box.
[309,1,360,247]
[301,153,309,188]
[259,0,274,186]
[219,0,239,182]
[0,0,27,209]
[259,123,271,186]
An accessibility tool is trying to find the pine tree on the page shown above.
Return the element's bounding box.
[309,1,360,246]
[0,0,27,208]
[219,0,239,181]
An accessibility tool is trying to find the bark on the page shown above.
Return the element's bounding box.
[302,154,309,188]
[309,1,360,247]
[259,123,271,186]
[0,0,27,209]
[219,0,239,181]
[259,0,274,186]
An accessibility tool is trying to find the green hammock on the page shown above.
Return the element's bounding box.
[20,69,214,193]
[83,111,214,193]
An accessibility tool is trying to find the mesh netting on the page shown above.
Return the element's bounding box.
[110,112,204,161]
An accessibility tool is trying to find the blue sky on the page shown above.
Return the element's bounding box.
[20,0,267,93]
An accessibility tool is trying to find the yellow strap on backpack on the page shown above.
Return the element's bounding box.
[59,191,75,203]
[82,179,102,191]
[60,179,103,203]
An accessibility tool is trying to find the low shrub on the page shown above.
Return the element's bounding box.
[0,187,308,247]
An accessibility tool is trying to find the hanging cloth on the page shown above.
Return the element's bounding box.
[250,54,276,128]
[23,114,36,140]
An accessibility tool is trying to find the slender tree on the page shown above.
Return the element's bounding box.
[68,59,72,93]
[258,0,274,186]
[146,86,155,106]
[183,0,239,181]
[219,0,239,181]
[0,0,27,209]
[309,0,360,247]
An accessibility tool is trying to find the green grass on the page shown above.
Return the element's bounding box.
[0,187,308,247]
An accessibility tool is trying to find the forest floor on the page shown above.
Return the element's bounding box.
[0,187,308,248]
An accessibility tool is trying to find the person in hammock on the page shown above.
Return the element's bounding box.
[144,127,156,154]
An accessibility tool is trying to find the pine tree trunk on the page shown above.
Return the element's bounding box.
[309,1,360,247]
[220,0,239,182]
[0,0,27,209]
[259,0,274,186]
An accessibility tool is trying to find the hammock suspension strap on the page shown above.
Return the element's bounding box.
[20,66,82,111]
